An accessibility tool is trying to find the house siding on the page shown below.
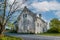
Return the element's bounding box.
[17,7,47,34]
[18,11,35,33]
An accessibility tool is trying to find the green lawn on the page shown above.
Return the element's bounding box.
[0,36,22,40]
[39,33,60,36]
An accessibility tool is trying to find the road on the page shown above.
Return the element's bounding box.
[5,33,60,40]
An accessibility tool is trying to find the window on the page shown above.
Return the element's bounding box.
[23,14,27,18]
[37,23,39,27]
[43,28,45,32]
[40,24,41,27]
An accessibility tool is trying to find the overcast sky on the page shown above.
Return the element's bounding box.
[9,0,60,23]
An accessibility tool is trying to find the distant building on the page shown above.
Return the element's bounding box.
[15,6,47,34]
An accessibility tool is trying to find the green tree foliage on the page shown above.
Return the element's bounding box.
[48,18,60,33]
[7,22,14,27]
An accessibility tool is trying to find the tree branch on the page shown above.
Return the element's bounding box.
[2,0,6,25]
[7,0,17,17]
[3,4,20,26]
[3,0,27,26]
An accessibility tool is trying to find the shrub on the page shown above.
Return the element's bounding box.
[47,27,60,33]
[9,30,17,33]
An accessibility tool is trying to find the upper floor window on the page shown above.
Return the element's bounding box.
[23,14,27,18]
[37,23,39,27]
[40,24,42,27]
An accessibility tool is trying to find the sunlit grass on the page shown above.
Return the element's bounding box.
[0,36,22,40]
[39,33,60,36]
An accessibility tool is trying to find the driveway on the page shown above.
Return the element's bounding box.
[5,33,60,40]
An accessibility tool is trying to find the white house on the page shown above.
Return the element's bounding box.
[16,6,47,34]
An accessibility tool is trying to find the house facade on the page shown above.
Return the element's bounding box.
[17,7,47,34]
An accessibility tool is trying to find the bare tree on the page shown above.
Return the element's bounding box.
[0,0,27,34]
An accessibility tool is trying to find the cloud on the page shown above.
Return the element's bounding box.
[7,0,26,10]
[30,1,60,19]
[55,11,60,18]
[8,0,24,5]
[31,1,60,12]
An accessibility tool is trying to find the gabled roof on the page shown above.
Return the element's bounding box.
[17,6,46,23]
[17,6,36,21]
[21,6,36,16]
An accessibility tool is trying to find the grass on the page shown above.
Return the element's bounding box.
[39,33,60,36]
[0,35,22,40]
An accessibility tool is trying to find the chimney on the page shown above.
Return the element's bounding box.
[39,14,41,18]
[36,14,41,17]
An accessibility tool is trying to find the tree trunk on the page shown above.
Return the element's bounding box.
[0,24,4,35]
[0,25,5,37]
